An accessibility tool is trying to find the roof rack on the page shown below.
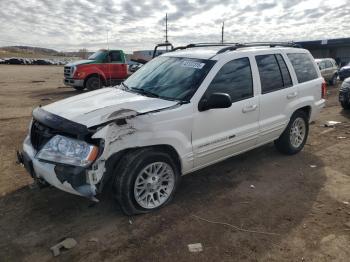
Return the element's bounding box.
[171,42,301,55]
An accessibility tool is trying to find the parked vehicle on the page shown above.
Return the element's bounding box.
[129,63,143,73]
[338,62,350,81]
[18,42,325,215]
[315,58,338,85]
[339,77,350,109]
[64,49,128,91]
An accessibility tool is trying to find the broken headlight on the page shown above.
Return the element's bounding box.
[36,135,98,167]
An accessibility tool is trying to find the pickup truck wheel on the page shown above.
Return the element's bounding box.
[341,101,350,110]
[274,111,309,155]
[112,148,181,215]
[85,76,102,90]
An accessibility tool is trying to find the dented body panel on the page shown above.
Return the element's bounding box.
[21,87,193,198]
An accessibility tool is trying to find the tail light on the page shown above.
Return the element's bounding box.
[321,79,327,99]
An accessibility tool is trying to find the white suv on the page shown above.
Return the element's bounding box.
[18,43,326,215]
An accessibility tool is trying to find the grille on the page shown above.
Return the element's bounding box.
[64,66,73,78]
[30,120,55,150]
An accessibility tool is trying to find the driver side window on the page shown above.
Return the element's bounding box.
[109,51,122,62]
[205,57,253,103]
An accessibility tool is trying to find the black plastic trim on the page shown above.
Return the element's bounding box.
[32,107,90,138]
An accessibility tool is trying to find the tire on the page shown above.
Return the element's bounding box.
[341,101,350,110]
[72,85,85,91]
[112,148,181,215]
[85,76,102,90]
[274,111,309,155]
[329,75,337,86]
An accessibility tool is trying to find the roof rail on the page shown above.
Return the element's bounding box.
[238,42,301,48]
[171,42,239,52]
[171,41,301,54]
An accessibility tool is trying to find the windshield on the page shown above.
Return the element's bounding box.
[88,50,106,60]
[123,56,216,101]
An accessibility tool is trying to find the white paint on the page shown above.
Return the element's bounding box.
[22,45,325,199]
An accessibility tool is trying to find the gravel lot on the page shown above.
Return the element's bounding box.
[0,65,349,261]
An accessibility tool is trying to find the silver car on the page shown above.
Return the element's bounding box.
[315,58,338,85]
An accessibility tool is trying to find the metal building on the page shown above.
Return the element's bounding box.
[297,37,350,66]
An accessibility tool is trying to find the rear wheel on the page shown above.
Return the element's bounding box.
[274,111,309,155]
[112,148,181,215]
[85,76,103,90]
[329,75,337,86]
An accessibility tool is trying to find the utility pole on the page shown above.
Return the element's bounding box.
[221,21,224,43]
[165,13,169,51]
[165,13,168,44]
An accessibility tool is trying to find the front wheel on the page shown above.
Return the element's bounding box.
[274,111,309,155]
[85,76,102,91]
[112,148,181,215]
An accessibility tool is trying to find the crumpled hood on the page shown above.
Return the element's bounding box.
[66,60,94,67]
[43,88,178,127]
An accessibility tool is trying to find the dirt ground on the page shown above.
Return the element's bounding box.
[0,65,349,262]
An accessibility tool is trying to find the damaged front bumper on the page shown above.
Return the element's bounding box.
[18,136,97,200]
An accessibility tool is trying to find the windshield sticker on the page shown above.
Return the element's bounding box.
[181,60,205,69]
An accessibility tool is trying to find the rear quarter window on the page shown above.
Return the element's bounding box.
[287,53,318,83]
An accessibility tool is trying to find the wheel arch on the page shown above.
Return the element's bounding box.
[83,73,106,88]
[295,105,312,121]
[97,144,182,193]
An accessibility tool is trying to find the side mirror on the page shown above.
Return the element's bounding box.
[198,92,232,111]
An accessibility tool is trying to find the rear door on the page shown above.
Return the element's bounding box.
[255,53,297,144]
[325,60,335,79]
[192,57,259,168]
[319,61,328,80]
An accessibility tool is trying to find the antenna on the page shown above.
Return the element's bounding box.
[221,21,224,43]
[107,31,109,50]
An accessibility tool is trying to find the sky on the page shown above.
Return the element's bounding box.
[0,0,349,52]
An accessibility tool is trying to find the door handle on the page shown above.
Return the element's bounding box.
[287,92,298,99]
[242,104,257,113]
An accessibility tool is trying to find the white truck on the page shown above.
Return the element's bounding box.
[18,42,326,215]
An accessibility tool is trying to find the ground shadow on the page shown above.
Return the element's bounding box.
[0,143,326,261]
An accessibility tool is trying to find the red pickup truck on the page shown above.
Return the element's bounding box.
[64,49,128,91]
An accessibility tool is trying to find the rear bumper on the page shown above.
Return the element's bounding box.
[310,99,326,122]
[18,136,96,198]
[64,78,84,87]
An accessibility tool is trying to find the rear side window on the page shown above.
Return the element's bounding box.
[256,54,292,94]
[206,57,253,103]
[109,51,122,62]
[319,61,326,70]
[325,60,333,68]
[275,54,292,87]
[287,53,318,83]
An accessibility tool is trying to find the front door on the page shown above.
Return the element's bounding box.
[108,51,124,80]
[192,57,259,169]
